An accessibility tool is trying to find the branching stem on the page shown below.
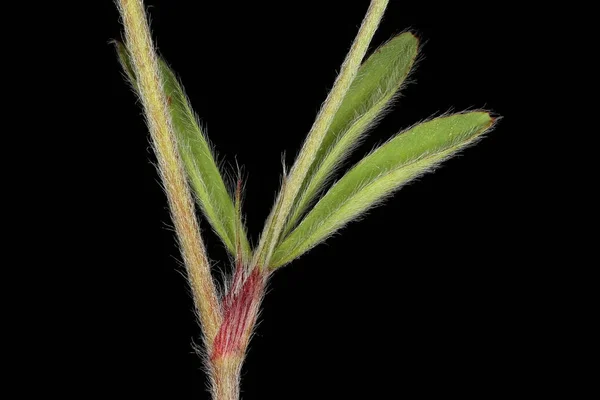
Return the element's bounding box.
[117,1,392,399]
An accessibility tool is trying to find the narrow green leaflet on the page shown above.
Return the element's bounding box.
[282,32,419,236]
[271,112,495,268]
[116,43,250,258]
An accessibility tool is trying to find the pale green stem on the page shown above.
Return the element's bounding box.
[116,0,222,344]
[253,0,389,269]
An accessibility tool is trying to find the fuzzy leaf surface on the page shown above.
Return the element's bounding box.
[271,112,495,268]
[117,42,250,257]
[283,32,419,236]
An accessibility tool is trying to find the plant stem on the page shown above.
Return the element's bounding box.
[254,0,389,269]
[116,0,222,344]
[211,359,241,400]
[210,267,267,400]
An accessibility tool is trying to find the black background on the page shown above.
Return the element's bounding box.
[83,1,532,398]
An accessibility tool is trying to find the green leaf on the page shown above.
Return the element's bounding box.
[271,112,495,268]
[116,42,250,258]
[282,32,419,237]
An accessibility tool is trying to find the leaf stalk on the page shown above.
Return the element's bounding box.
[253,0,390,269]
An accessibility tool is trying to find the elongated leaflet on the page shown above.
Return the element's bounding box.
[271,112,495,268]
[116,43,251,259]
[283,32,419,236]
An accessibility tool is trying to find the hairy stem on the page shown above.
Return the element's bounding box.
[254,0,389,268]
[210,268,267,400]
[211,359,241,400]
[116,0,221,344]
